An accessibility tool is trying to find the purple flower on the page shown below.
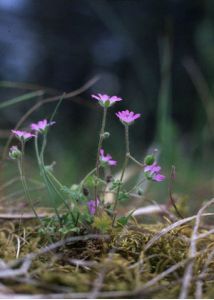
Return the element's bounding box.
[116,110,141,125]
[92,94,122,108]
[144,162,165,182]
[100,149,117,166]
[144,162,161,174]
[87,199,100,215]
[31,119,55,133]
[153,173,166,182]
[11,130,35,141]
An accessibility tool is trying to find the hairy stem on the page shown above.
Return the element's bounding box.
[112,125,130,225]
[18,142,40,221]
[128,154,145,168]
[94,107,108,209]
[34,135,62,224]
[80,167,96,188]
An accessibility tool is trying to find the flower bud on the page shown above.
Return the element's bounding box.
[9,146,22,160]
[144,154,155,165]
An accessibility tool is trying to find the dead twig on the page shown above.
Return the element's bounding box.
[179,198,214,299]
[144,212,214,252]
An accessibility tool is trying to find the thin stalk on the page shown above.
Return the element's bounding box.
[18,142,40,221]
[112,125,130,225]
[34,135,61,224]
[94,107,108,209]
[39,136,77,225]
[128,154,145,168]
[40,136,77,225]
[80,167,96,188]
[40,93,65,159]
[128,178,146,194]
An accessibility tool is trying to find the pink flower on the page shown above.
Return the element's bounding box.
[144,162,165,182]
[100,149,117,166]
[31,119,55,133]
[92,94,122,108]
[11,130,35,141]
[87,198,100,215]
[144,162,161,174]
[116,110,141,125]
[153,173,166,182]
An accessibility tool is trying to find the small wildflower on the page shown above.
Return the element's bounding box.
[144,162,165,182]
[92,94,122,108]
[11,130,35,141]
[100,149,117,166]
[87,198,100,215]
[144,162,161,174]
[152,173,166,182]
[31,119,55,133]
[116,110,141,125]
[9,145,22,160]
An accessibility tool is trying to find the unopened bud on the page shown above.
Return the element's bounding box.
[144,154,155,165]
[9,146,22,160]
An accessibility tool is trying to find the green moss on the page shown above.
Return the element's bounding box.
[0,219,214,298]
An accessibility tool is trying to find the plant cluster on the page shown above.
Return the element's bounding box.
[9,94,165,237]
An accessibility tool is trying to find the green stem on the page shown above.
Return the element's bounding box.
[112,125,130,225]
[80,167,96,188]
[128,178,146,194]
[94,107,108,208]
[128,154,145,168]
[18,142,40,221]
[34,135,62,224]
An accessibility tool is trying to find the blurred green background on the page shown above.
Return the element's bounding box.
[0,0,213,213]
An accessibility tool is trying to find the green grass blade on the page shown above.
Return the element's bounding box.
[0,90,44,109]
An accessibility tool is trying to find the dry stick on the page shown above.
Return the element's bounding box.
[179,198,214,299]
[195,228,214,240]
[0,234,109,281]
[2,75,100,160]
[144,211,214,252]
[0,247,208,300]
[195,248,214,299]
[10,234,109,268]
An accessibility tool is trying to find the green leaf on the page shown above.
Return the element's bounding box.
[85,175,106,188]
[110,179,121,191]
[118,191,129,202]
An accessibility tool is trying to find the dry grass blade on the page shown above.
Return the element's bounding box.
[144,212,214,252]
[195,248,214,299]
[2,75,100,160]
[179,198,214,299]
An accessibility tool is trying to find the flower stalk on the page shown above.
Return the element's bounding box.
[112,124,130,225]
[17,141,40,221]
[94,106,108,209]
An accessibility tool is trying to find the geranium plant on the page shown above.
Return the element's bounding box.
[9,93,165,238]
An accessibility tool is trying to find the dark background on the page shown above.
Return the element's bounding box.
[0,0,213,209]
